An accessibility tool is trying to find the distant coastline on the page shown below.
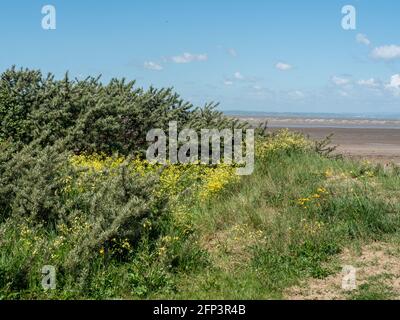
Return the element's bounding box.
[223,110,400,121]
[222,110,400,164]
[225,110,400,130]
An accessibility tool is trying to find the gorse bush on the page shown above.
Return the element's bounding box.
[0,67,242,298]
[256,129,312,160]
[0,148,236,298]
[0,141,71,225]
[68,154,238,203]
[0,66,245,155]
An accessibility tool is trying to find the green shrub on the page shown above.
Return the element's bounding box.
[0,67,241,298]
[0,141,72,224]
[0,67,245,156]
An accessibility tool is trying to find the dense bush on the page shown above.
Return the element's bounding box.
[0,67,243,298]
[0,66,244,155]
[0,141,70,224]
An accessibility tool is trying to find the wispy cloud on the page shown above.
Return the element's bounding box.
[224,72,261,86]
[331,76,351,86]
[356,33,371,46]
[227,48,237,57]
[357,78,380,88]
[171,52,208,64]
[371,45,400,60]
[144,61,163,71]
[217,45,238,57]
[275,62,292,71]
[289,90,305,99]
[234,71,244,80]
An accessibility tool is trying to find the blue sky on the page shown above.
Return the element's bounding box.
[1,0,400,113]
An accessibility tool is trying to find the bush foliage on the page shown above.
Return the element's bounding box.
[0,66,244,155]
[0,67,242,298]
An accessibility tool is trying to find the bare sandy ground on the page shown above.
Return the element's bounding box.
[237,116,400,164]
[280,127,400,165]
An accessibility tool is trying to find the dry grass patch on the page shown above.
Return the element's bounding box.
[285,242,400,300]
[200,223,266,272]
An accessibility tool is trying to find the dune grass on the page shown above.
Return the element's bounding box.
[155,149,400,299]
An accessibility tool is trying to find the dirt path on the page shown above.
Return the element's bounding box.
[285,242,400,300]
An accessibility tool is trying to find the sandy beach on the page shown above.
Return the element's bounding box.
[282,127,400,164]
[239,116,400,164]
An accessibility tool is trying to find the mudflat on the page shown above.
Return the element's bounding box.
[280,127,400,164]
[238,116,400,164]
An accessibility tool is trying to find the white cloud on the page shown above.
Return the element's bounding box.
[331,76,351,86]
[371,45,400,60]
[358,78,380,88]
[275,62,292,71]
[356,33,371,46]
[171,52,208,64]
[385,74,400,96]
[144,61,163,71]
[224,80,234,86]
[388,74,400,88]
[234,72,244,80]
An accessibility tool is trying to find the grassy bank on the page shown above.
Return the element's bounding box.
[1,130,400,299]
[155,132,400,299]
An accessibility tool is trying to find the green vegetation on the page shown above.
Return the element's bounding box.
[349,274,396,300]
[164,142,400,299]
[1,67,400,300]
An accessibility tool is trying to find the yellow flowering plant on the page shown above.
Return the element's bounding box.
[297,187,330,210]
[62,154,239,260]
[256,129,312,159]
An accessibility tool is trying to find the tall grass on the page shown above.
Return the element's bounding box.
[165,134,400,299]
